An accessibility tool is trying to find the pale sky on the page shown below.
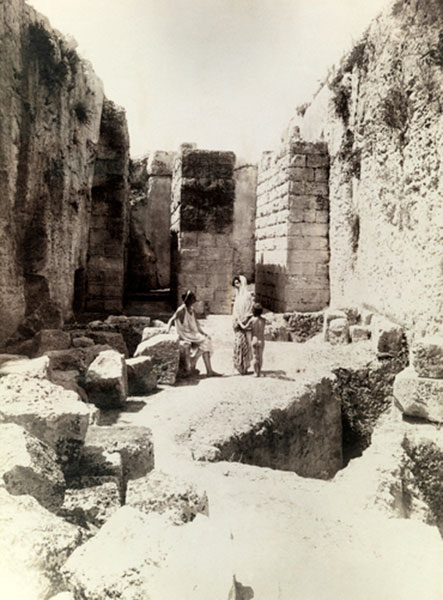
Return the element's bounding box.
[27,0,389,161]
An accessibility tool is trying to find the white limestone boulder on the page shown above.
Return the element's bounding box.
[141,325,168,343]
[0,488,86,600]
[328,317,350,345]
[126,356,158,395]
[126,470,208,524]
[62,507,171,600]
[134,333,180,385]
[0,423,65,511]
[83,425,154,482]
[411,336,443,378]
[0,354,51,379]
[394,366,443,423]
[60,481,121,528]
[322,309,347,341]
[0,375,90,475]
[84,350,128,409]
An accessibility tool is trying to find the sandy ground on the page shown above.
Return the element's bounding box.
[106,316,443,600]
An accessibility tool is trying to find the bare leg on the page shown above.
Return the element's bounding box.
[202,352,221,377]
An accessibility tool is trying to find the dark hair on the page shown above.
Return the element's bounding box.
[181,290,196,306]
[253,302,263,316]
[232,276,241,286]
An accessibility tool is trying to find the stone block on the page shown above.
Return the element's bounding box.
[60,481,121,528]
[45,348,85,372]
[126,356,158,395]
[50,369,89,403]
[86,331,128,357]
[0,423,65,512]
[34,329,71,356]
[84,350,128,409]
[306,154,329,168]
[394,367,443,423]
[134,333,180,385]
[350,325,371,343]
[0,354,51,379]
[0,375,90,475]
[146,151,174,176]
[141,326,168,343]
[371,316,405,356]
[286,311,324,343]
[328,318,350,345]
[126,470,208,524]
[411,336,443,378]
[83,425,154,482]
[72,336,95,348]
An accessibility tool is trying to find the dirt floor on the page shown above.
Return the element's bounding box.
[104,316,443,600]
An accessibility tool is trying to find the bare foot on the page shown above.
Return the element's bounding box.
[206,371,223,377]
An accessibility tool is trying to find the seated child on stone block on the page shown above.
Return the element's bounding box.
[243,303,266,377]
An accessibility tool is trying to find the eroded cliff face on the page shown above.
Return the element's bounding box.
[293,0,443,337]
[0,0,130,347]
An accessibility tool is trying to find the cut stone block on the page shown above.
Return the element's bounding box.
[50,369,89,402]
[60,481,121,527]
[141,326,169,343]
[134,334,180,385]
[323,309,347,341]
[0,354,51,379]
[411,336,443,378]
[83,425,154,482]
[79,449,123,494]
[371,316,405,356]
[285,311,324,343]
[71,336,95,348]
[0,423,65,512]
[328,318,350,345]
[126,470,208,524]
[126,356,158,395]
[34,329,71,356]
[86,331,128,357]
[0,488,86,600]
[0,375,90,475]
[349,325,371,343]
[394,367,443,423]
[84,350,128,409]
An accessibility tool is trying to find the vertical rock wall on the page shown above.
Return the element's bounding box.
[255,141,330,312]
[85,100,130,314]
[171,149,236,314]
[233,164,257,283]
[127,151,173,294]
[0,0,104,346]
[294,0,443,336]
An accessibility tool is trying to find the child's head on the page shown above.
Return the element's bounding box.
[182,290,197,307]
[252,302,263,317]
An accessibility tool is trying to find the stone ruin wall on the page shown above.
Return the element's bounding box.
[85,99,129,314]
[292,0,443,337]
[232,164,257,283]
[255,141,330,312]
[127,151,174,293]
[0,0,129,347]
[171,149,236,314]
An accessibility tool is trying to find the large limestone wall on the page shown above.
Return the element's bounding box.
[85,100,129,313]
[293,0,443,336]
[171,149,236,314]
[255,141,330,312]
[127,151,174,293]
[0,0,104,346]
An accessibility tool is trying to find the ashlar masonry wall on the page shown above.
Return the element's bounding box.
[171,149,236,314]
[255,140,330,312]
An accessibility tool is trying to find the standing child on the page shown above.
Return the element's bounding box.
[243,303,266,377]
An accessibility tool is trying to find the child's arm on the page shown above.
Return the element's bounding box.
[239,316,253,330]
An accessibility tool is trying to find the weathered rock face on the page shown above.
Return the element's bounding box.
[84,350,128,409]
[60,481,121,528]
[128,152,174,292]
[134,333,180,385]
[233,164,257,283]
[0,1,104,347]
[294,0,443,337]
[84,99,130,314]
